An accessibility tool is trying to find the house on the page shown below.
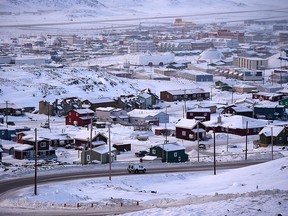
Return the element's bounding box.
[74,130,108,149]
[197,102,217,113]
[149,142,189,163]
[15,135,56,160]
[187,108,211,121]
[160,89,210,102]
[0,102,23,116]
[233,84,258,94]
[269,70,288,84]
[175,118,207,141]
[138,92,153,109]
[65,108,95,127]
[82,97,116,111]
[39,97,82,117]
[259,126,288,147]
[38,100,54,116]
[253,105,287,120]
[220,105,253,118]
[0,125,30,141]
[257,84,284,93]
[95,107,128,124]
[252,92,284,102]
[127,109,169,125]
[203,115,268,136]
[81,145,117,164]
[38,133,74,147]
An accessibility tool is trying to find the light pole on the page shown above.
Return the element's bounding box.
[107,122,112,180]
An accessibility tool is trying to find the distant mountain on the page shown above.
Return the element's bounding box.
[1,0,285,17]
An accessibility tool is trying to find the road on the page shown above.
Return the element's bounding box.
[0,159,269,216]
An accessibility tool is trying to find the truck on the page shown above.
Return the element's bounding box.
[127,163,146,174]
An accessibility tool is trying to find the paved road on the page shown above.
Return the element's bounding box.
[0,159,269,215]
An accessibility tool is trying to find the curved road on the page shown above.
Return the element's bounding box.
[0,159,269,215]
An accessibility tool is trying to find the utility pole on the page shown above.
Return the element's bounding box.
[183,89,186,119]
[245,121,248,160]
[271,126,274,160]
[213,128,216,175]
[107,123,112,181]
[89,118,93,163]
[226,126,229,152]
[197,121,199,162]
[5,100,8,128]
[34,128,38,195]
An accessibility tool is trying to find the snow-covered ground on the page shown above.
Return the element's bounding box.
[0,157,287,215]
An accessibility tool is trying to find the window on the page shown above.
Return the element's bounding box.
[152,149,156,155]
[174,152,177,157]
[87,154,90,162]
[182,131,186,136]
[40,142,46,148]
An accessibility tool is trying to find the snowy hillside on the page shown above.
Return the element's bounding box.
[0,65,205,107]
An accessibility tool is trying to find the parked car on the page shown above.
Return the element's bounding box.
[127,163,146,174]
[198,143,206,150]
[135,150,148,157]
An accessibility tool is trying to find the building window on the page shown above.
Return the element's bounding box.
[40,142,46,148]
[87,154,90,162]
[152,149,156,155]
[174,152,177,157]
[182,131,186,136]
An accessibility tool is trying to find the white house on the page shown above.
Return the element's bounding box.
[126,52,175,66]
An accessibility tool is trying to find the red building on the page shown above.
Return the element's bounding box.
[65,108,95,127]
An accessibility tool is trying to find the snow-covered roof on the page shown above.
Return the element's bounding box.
[157,142,185,151]
[259,126,285,137]
[85,97,114,104]
[127,109,166,118]
[204,115,268,129]
[96,107,116,112]
[74,108,94,114]
[198,47,225,63]
[14,144,34,151]
[176,118,198,129]
[165,88,207,95]
[92,145,116,154]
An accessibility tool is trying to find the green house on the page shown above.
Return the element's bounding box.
[279,98,288,108]
[149,142,189,163]
[259,126,288,147]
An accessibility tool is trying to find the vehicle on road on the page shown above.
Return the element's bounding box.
[198,143,206,150]
[135,150,148,157]
[127,163,146,174]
